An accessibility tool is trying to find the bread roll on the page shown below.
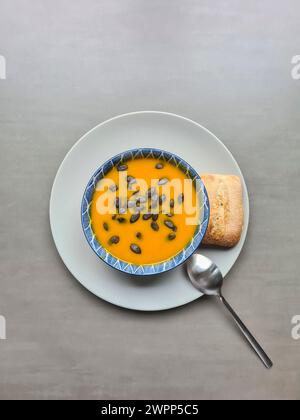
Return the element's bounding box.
[201,174,244,247]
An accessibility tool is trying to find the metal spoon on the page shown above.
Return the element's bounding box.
[187,253,273,369]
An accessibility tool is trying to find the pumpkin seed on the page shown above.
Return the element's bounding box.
[166,212,173,217]
[127,200,135,208]
[178,193,184,204]
[117,217,126,223]
[159,194,166,205]
[127,176,136,190]
[109,183,118,192]
[151,221,159,231]
[117,163,128,171]
[167,232,176,240]
[147,187,156,198]
[112,214,117,220]
[109,235,120,244]
[103,222,109,231]
[130,243,142,254]
[119,207,126,214]
[164,220,177,231]
[155,162,164,169]
[136,232,142,240]
[170,199,175,208]
[127,175,136,184]
[150,193,159,209]
[142,213,152,220]
[130,213,140,224]
[158,177,169,185]
[152,214,159,222]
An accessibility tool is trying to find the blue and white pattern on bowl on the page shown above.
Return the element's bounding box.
[81,148,210,275]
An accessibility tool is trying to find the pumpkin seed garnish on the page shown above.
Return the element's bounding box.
[130,213,140,224]
[109,183,118,192]
[158,177,169,186]
[151,221,159,231]
[109,235,120,244]
[127,200,135,208]
[150,194,159,209]
[147,187,156,198]
[142,213,152,220]
[130,243,142,254]
[127,175,136,183]
[178,193,184,204]
[159,194,166,205]
[155,162,164,169]
[167,232,176,241]
[117,163,128,171]
[164,219,177,231]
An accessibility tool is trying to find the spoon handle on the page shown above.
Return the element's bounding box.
[219,295,273,369]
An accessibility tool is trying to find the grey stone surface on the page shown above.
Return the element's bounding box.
[0,0,300,400]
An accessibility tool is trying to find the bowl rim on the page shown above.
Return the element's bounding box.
[81,147,210,276]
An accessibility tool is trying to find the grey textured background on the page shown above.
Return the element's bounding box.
[0,0,300,400]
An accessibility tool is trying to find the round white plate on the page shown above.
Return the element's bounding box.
[50,111,249,311]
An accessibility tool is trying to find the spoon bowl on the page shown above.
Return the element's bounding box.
[187,254,223,296]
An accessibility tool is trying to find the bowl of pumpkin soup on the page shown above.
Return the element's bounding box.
[81,148,209,275]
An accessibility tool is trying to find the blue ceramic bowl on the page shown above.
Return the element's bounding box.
[81,148,209,275]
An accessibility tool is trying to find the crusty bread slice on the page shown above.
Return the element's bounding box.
[201,174,244,248]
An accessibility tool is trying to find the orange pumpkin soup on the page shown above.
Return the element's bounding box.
[90,157,200,265]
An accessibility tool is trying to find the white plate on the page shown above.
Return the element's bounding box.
[50,111,249,311]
